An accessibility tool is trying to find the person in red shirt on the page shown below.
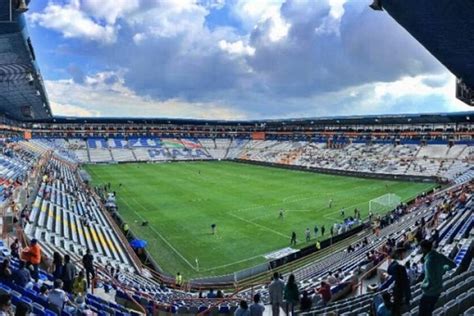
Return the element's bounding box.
[316,281,332,306]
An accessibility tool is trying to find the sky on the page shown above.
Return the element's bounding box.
[26,0,472,120]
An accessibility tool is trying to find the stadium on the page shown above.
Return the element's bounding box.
[0,1,473,316]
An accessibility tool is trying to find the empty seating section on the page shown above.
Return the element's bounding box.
[198,138,230,159]
[20,138,473,181]
[0,147,38,204]
[111,148,136,162]
[0,153,31,184]
[25,158,134,273]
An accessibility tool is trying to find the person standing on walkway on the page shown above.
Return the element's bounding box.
[82,249,95,289]
[284,274,299,316]
[419,240,456,316]
[268,272,284,316]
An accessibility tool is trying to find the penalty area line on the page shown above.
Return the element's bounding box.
[227,212,289,239]
[198,253,264,272]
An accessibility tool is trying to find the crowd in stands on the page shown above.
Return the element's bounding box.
[0,139,471,315]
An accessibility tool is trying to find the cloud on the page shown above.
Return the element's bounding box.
[29,0,118,43]
[81,0,139,24]
[45,71,248,120]
[50,101,100,117]
[66,65,86,84]
[277,73,471,118]
[30,0,471,119]
[219,40,255,56]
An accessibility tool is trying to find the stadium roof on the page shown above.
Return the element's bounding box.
[381,0,474,106]
[36,111,473,126]
[0,0,52,121]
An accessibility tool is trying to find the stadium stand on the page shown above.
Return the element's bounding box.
[0,1,473,315]
[29,137,474,184]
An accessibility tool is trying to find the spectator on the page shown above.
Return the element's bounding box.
[82,249,95,289]
[207,289,216,299]
[448,244,460,260]
[430,230,439,248]
[284,274,299,315]
[268,272,284,316]
[39,285,49,301]
[249,293,265,316]
[52,252,63,280]
[376,291,393,316]
[12,261,32,289]
[14,301,30,316]
[74,295,92,314]
[48,279,76,314]
[234,300,250,316]
[387,253,411,314]
[62,255,76,293]
[0,260,12,283]
[299,290,312,312]
[21,239,41,282]
[419,239,456,316]
[0,293,12,316]
[73,270,87,297]
[316,281,331,305]
[216,290,224,298]
[326,271,338,286]
[9,239,19,259]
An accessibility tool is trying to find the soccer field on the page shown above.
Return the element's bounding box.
[85,161,435,278]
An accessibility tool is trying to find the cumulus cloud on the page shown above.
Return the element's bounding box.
[45,72,248,119]
[29,0,470,119]
[29,0,118,43]
[81,0,139,24]
[218,40,255,56]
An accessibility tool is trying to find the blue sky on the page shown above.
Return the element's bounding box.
[26,0,471,119]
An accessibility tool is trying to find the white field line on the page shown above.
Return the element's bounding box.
[88,167,429,272]
[198,253,264,272]
[121,195,269,272]
[88,168,198,270]
[227,212,289,239]
[119,192,198,271]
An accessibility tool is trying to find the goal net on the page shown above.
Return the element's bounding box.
[369,193,401,214]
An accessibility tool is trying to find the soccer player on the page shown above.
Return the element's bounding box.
[305,228,311,242]
[290,232,297,246]
[314,225,318,237]
[340,208,345,217]
[321,225,325,236]
[211,223,216,235]
[279,209,284,219]
[328,199,333,208]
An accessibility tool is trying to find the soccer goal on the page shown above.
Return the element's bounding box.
[369,193,401,213]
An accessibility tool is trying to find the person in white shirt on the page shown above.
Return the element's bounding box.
[268,272,285,316]
[326,271,339,286]
[48,279,77,314]
[249,293,265,316]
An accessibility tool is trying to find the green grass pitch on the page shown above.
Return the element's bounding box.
[85,161,435,278]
